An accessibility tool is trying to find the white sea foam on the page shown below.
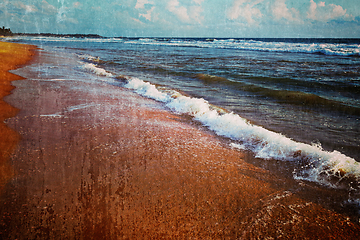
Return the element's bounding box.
[78,54,100,62]
[81,63,113,77]
[124,77,171,102]
[122,76,360,189]
[124,38,360,57]
[39,113,63,118]
[67,103,97,112]
[8,36,359,57]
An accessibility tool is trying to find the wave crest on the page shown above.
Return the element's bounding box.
[121,76,360,190]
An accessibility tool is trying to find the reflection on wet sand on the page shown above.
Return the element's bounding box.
[0,42,35,195]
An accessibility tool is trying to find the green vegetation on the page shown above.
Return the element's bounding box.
[0,26,13,36]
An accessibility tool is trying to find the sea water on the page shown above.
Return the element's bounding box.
[6,36,360,216]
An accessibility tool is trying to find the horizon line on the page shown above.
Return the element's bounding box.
[11,33,360,40]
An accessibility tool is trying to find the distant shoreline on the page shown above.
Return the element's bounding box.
[10,34,360,44]
[14,33,105,39]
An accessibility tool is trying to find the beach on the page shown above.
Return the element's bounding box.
[0,41,360,239]
[0,41,36,194]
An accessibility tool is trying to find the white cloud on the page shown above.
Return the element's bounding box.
[73,2,82,9]
[167,0,204,24]
[308,0,317,20]
[330,4,346,18]
[131,17,145,25]
[25,5,37,13]
[227,0,264,24]
[167,0,190,22]
[135,0,152,9]
[193,0,205,4]
[307,0,348,22]
[41,0,57,14]
[139,6,155,21]
[12,2,38,14]
[271,0,301,23]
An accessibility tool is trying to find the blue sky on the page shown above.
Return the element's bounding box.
[1,0,359,37]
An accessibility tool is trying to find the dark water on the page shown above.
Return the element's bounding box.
[7,36,360,203]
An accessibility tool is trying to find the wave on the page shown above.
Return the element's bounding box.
[195,74,360,115]
[78,54,114,77]
[9,35,124,43]
[121,76,360,190]
[123,38,360,57]
[9,36,360,57]
[247,75,360,96]
[78,56,360,191]
[81,62,113,77]
[195,74,229,83]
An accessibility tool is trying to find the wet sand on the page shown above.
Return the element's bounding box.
[1,47,360,239]
[0,41,36,194]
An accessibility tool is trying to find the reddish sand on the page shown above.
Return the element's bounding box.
[0,41,36,194]
[0,46,359,239]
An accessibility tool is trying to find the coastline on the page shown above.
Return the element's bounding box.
[0,45,360,238]
[0,41,36,194]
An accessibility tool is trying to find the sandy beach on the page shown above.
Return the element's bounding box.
[1,43,360,239]
[0,41,36,194]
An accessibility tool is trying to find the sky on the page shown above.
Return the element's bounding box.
[0,0,359,38]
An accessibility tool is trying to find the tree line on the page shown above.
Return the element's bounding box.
[0,26,13,36]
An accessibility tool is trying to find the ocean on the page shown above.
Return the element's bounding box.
[7,36,360,217]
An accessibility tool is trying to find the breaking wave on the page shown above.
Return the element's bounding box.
[123,76,360,190]
[9,36,360,57]
[127,38,360,57]
[79,57,360,191]
[81,62,113,77]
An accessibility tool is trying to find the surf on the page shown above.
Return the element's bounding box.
[120,74,360,191]
[76,56,360,192]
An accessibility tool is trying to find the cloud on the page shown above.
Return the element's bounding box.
[1,0,359,37]
[135,0,152,9]
[57,6,68,23]
[271,0,301,23]
[65,17,79,24]
[139,6,155,21]
[41,0,57,14]
[227,0,264,24]
[12,2,38,14]
[307,0,348,22]
[193,0,205,4]
[189,5,204,24]
[131,17,144,24]
[166,0,204,24]
[167,0,191,22]
[73,2,82,9]
[24,5,37,14]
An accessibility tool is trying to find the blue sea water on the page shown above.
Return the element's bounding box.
[6,36,360,212]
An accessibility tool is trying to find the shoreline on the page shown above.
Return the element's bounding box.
[1,45,360,238]
[0,41,36,194]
